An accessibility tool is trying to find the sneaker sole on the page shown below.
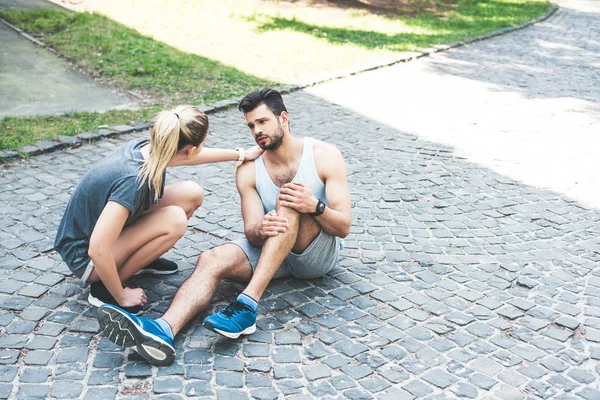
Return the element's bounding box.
[134,268,178,276]
[203,321,257,339]
[88,294,143,316]
[97,305,175,366]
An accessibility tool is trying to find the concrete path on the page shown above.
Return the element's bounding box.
[0,0,135,118]
[307,0,600,210]
[0,0,58,10]
[0,1,599,399]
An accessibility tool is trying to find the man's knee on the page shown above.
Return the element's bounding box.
[194,244,247,279]
[195,247,221,275]
[275,201,300,223]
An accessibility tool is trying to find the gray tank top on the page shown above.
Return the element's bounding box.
[255,137,327,214]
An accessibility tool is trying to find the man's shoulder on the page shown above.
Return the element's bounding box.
[235,159,257,188]
[310,138,346,182]
[311,139,343,164]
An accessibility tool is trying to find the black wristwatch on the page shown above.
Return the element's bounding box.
[311,199,326,216]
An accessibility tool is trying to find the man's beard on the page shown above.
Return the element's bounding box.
[257,121,284,150]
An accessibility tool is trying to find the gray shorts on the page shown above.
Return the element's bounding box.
[56,241,94,284]
[230,231,342,280]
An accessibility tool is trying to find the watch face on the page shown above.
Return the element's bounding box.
[317,201,326,213]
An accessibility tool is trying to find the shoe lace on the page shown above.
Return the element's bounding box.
[222,301,252,318]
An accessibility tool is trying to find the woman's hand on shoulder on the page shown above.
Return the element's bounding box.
[244,145,264,161]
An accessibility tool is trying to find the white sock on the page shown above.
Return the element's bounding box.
[156,318,174,339]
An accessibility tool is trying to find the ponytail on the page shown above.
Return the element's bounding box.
[139,105,208,201]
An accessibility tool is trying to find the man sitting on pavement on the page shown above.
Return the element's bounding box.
[96,88,352,366]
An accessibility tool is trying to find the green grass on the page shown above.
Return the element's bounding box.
[0,0,550,154]
[251,0,550,52]
[0,108,160,152]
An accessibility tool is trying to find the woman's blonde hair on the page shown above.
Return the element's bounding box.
[139,105,208,201]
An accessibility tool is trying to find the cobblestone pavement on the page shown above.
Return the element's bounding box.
[1,1,600,399]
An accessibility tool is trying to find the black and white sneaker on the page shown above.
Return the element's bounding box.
[88,281,143,316]
[134,258,178,276]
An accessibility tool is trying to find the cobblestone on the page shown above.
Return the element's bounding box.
[403,380,433,397]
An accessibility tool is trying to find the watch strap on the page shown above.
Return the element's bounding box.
[235,148,245,168]
[311,199,325,216]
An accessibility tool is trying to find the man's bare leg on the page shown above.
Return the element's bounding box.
[96,243,253,366]
[162,244,253,336]
[243,204,321,302]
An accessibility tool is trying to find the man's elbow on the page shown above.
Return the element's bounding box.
[244,230,254,245]
[339,219,351,239]
[244,230,262,247]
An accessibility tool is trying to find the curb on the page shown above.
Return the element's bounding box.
[0,18,60,56]
[0,3,559,163]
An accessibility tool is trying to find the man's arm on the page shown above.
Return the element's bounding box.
[236,161,289,246]
[278,142,351,238]
[313,143,351,238]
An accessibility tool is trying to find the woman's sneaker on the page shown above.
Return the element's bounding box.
[97,304,175,366]
[134,258,178,276]
[88,282,142,315]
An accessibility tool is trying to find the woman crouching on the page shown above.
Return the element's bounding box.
[54,105,261,314]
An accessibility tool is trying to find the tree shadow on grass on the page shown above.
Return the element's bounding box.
[251,0,551,51]
[255,16,450,51]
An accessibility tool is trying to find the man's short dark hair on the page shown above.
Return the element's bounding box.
[239,88,287,116]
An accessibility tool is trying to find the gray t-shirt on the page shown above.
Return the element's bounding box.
[54,138,163,278]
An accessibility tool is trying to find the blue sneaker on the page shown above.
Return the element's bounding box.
[96,304,175,366]
[203,301,257,339]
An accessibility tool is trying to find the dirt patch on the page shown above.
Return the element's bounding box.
[52,0,457,18]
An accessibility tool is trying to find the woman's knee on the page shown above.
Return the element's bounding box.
[182,181,204,209]
[162,205,188,237]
